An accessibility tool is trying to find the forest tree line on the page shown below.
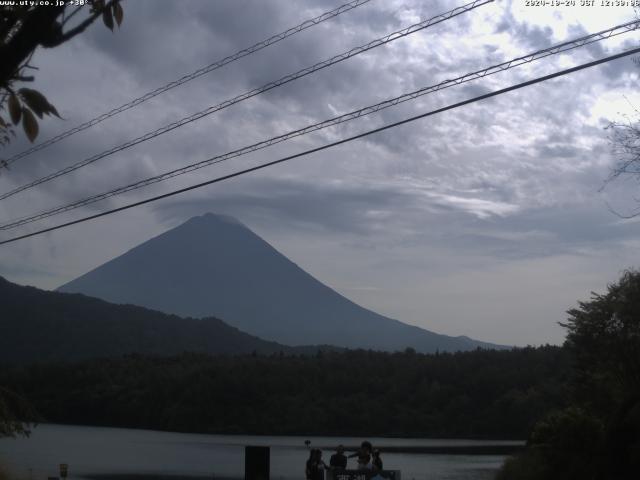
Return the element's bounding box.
[0,345,569,439]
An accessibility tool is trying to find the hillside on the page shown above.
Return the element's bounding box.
[0,276,306,363]
[59,213,505,352]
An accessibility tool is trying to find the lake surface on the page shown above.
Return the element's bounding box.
[0,425,522,480]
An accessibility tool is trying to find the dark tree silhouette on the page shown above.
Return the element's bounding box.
[606,114,640,218]
[0,0,123,148]
[0,386,37,438]
[497,269,640,480]
[0,1,123,434]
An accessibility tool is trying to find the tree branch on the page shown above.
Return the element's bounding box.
[61,5,83,27]
[0,6,64,84]
[49,0,116,47]
[0,2,116,85]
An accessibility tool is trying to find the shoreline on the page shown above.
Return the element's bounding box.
[322,445,525,455]
[30,423,526,444]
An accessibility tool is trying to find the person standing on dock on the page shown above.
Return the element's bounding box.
[372,449,383,470]
[306,448,328,480]
[328,444,347,479]
[348,440,373,469]
[329,445,347,471]
[305,448,316,480]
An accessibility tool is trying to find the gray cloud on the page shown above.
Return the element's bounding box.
[1,0,639,345]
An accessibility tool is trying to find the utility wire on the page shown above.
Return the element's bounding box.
[2,45,639,247]
[1,19,638,231]
[0,0,493,202]
[2,0,373,167]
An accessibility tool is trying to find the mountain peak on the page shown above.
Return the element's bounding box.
[175,212,250,234]
[58,214,504,352]
[191,212,246,227]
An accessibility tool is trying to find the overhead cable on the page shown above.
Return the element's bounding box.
[1,44,639,246]
[0,0,494,201]
[2,0,373,166]
[1,18,638,231]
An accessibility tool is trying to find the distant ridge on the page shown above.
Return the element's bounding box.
[0,276,321,364]
[59,213,506,352]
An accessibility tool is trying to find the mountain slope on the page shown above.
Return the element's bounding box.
[59,213,504,352]
[0,276,305,363]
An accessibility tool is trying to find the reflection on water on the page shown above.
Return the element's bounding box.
[0,424,521,480]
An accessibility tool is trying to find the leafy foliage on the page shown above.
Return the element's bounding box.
[563,269,640,409]
[0,346,570,439]
[497,269,640,480]
[0,1,123,148]
[0,386,37,438]
[606,118,640,217]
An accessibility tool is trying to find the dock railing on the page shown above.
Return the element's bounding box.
[328,470,401,480]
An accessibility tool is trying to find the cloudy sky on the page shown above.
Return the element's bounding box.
[1,0,639,346]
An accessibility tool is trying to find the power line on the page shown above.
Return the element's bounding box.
[2,45,638,247]
[0,0,493,202]
[2,0,373,167]
[2,19,638,231]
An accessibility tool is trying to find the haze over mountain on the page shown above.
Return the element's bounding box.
[0,275,313,364]
[59,213,504,352]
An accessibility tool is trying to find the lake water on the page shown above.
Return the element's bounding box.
[0,425,521,480]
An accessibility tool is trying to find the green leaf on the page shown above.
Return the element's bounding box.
[113,1,123,27]
[103,6,114,31]
[48,103,62,119]
[8,94,21,125]
[90,0,105,14]
[18,88,61,119]
[22,108,39,142]
[19,88,47,118]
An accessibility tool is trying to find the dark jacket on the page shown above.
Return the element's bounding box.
[306,459,326,480]
[330,452,347,470]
